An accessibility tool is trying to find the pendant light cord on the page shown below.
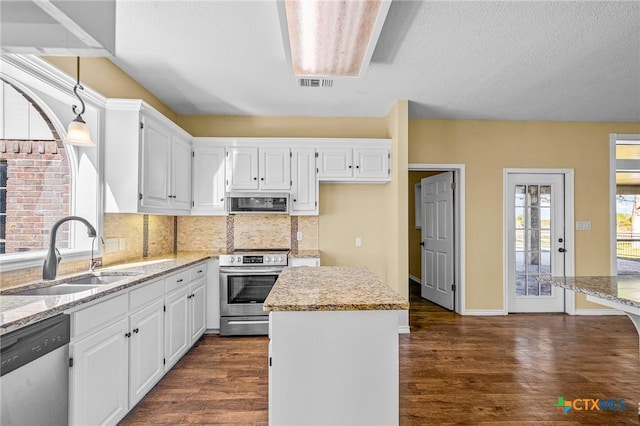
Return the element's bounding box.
[72,57,86,117]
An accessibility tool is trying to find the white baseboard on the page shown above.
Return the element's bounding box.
[409,274,421,284]
[398,325,411,334]
[574,309,626,316]
[464,309,506,316]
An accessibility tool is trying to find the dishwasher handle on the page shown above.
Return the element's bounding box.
[0,314,70,377]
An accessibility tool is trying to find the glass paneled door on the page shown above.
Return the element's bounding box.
[507,173,565,312]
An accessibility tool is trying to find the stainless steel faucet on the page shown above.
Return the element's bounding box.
[43,216,97,280]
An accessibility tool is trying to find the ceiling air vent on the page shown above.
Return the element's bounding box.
[298,78,333,88]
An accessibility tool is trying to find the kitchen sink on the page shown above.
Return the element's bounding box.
[12,284,101,296]
[64,271,141,285]
[11,271,142,296]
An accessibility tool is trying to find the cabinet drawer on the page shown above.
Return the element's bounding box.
[129,279,164,311]
[72,293,128,338]
[165,269,190,293]
[189,263,207,281]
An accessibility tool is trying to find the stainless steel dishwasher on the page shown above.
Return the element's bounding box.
[1,314,70,426]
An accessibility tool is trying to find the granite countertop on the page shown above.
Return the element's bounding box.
[542,276,640,309]
[264,266,409,312]
[288,250,320,258]
[0,251,222,335]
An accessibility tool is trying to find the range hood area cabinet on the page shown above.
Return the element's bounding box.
[104,99,192,215]
[225,146,291,192]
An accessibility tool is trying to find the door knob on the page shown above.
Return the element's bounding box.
[419,242,425,247]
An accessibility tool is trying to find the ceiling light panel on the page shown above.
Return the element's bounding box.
[284,0,391,77]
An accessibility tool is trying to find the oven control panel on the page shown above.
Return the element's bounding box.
[220,253,288,267]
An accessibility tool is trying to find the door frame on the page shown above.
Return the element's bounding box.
[609,134,640,275]
[409,163,465,315]
[503,169,576,315]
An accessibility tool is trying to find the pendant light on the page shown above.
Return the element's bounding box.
[64,57,95,147]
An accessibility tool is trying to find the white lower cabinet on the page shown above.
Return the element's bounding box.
[188,278,206,343]
[68,262,209,426]
[289,257,320,267]
[164,286,190,371]
[70,317,129,426]
[129,299,165,407]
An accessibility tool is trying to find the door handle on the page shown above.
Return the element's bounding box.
[419,242,425,247]
[558,248,567,253]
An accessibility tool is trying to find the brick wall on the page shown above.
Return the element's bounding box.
[0,140,70,253]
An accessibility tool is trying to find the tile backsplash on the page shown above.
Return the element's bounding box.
[1,213,319,289]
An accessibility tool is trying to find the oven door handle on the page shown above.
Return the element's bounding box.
[220,268,283,275]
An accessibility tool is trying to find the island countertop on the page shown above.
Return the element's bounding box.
[263,266,409,312]
[541,275,640,309]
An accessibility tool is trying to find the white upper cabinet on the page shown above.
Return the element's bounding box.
[317,147,353,179]
[105,99,193,215]
[353,147,390,179]
[170,136,192,210]
[192,145,226,214]
[291,148,318,215]
[260,147,291,190]
[225,145,291,192]
[317,140,390,182]
[226,147,259,190]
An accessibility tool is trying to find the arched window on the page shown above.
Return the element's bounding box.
[0,56,102,272]
[1,80,72,254]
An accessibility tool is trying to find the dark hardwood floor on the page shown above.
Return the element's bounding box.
[120,283,640,425]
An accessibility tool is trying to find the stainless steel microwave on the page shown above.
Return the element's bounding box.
[226,193,289,214]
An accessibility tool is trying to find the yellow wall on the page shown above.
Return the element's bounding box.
[178,115,388,138]
[43,57,178,122]
[409,119,640,310]
[385,101,409,298]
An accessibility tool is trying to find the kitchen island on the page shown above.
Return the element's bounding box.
[264,266,409,426]
[543,276,640,345]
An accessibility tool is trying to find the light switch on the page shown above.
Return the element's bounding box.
[296,232,303,241]
[119,238,126,250]
[355,237,362,247]
[576,221,591,231]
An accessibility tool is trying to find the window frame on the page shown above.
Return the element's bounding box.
[0,55,104,272]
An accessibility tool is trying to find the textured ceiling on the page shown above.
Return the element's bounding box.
[103,1,640,120]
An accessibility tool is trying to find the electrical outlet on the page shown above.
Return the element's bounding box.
[104,238,119,253]
[119,238,126,250]
[296,231,303,241]
[355,237,362,247]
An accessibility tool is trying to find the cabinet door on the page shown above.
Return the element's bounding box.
[70,318,129,426]
[226,147,258,191]
[290,148,317,214]
[140,116,172,209]
[189,279,207,344]
[164,287,189,371]
[171,137,192,211]
[289,257,320,267]
[192,146,226,214]
[354,148,390,180]
[129,299,164,408]
[260,147,291,190]
[317,147,353,179]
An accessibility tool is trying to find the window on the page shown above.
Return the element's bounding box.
[1,161,6,254]
[0,56,101,272]
[1,81,71,255]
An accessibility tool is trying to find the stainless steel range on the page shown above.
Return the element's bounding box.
[219,249,288,336]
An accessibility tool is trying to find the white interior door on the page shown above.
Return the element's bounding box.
[421,172,454,310]
[507,173,565,312]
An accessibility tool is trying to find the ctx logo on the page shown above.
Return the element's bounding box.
[554,397,627,414]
